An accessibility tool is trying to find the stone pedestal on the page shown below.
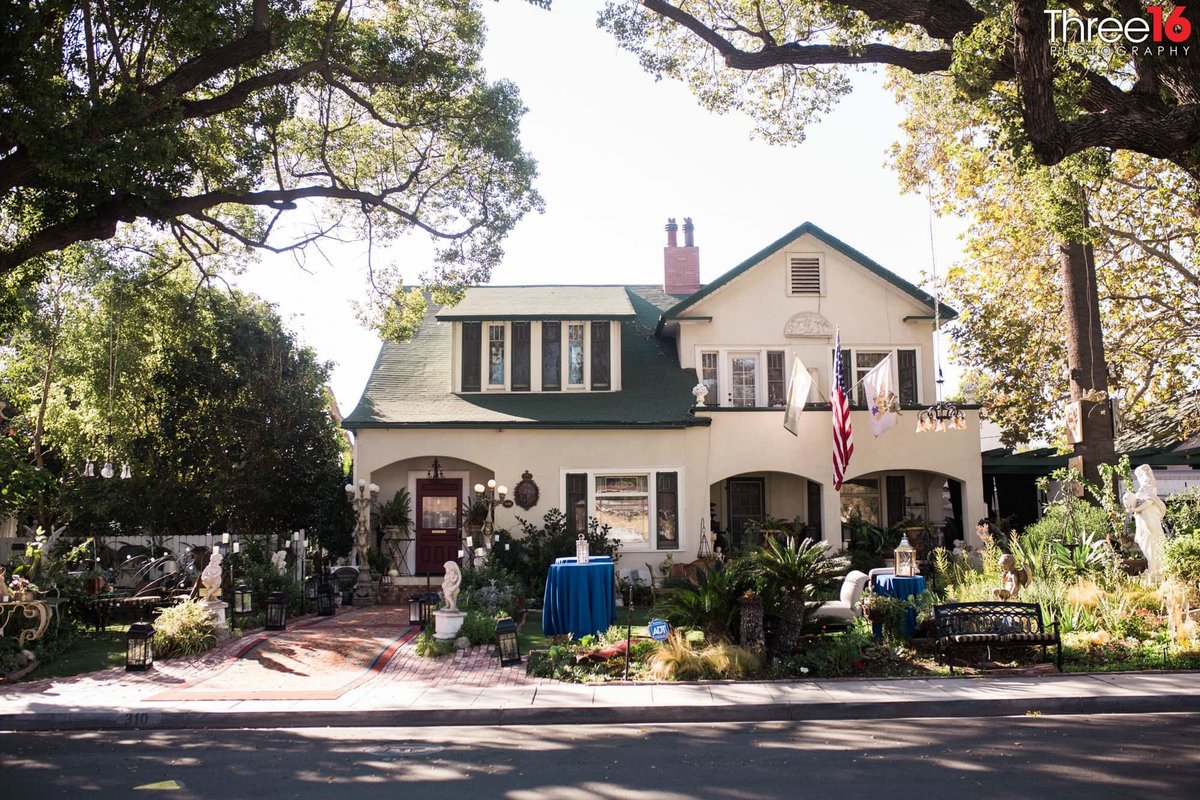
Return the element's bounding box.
[353,572,378,606]
[433,609,465,641]
[205,599,230,641]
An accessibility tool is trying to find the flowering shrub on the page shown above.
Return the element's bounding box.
[153,600,217,659]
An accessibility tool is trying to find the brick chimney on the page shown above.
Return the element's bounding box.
[663,216,700,295]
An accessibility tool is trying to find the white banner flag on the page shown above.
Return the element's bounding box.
[863,353,899,438]
[783,354,813,436]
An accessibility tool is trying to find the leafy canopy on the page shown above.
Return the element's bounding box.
[0,0,544,338]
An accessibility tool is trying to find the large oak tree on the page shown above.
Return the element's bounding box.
[0,0,543,300]
[601,1,1200,483]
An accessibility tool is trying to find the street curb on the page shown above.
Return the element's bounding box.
[3,692,1200,732]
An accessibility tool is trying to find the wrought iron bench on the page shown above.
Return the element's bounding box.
[934,601,1062,673]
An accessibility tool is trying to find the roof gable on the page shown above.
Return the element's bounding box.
[435,285,636,321]
[660,222,957,325]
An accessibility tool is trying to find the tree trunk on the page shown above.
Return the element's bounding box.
[1059,228,1116,491]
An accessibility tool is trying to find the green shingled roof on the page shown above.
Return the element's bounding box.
[342,286,704,429]
[659,221,957,326]
[434,285,636,321]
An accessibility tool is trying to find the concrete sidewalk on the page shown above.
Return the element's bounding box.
[3,608,1199,731]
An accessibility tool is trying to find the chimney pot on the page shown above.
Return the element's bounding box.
[663,216,700,295]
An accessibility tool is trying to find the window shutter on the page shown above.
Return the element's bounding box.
[806,480,822,538]
[590,321,610,389]
[542,321,560,391]
[566,473,587,535]
[886,476,906,528]
[656,472,679,550]
[835,349,854,405]
[461,322,481,392]
[898,349,917,404]
[512,322,531,391]
[789,255,822,295]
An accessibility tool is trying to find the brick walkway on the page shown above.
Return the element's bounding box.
[5,605,554,708]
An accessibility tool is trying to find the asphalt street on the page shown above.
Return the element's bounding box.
[3,713,1198,798]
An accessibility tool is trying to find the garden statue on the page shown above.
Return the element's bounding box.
[1123,464,1168,581]
[993,553,1030,601]
[200,551,224,602]
[441,560,462,613]
[691,383,709,407]
[271,549,288,575]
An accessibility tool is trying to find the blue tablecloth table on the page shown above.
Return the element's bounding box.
[542,559,617,639]
[871,573,927,639]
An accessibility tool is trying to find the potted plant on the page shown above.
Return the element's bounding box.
[379,488,413,538]
[463,496,490,538]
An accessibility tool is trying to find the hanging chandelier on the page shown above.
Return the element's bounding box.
[916,187,968,435]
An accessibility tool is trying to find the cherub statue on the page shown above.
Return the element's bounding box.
[993,553,1030,601]
[441,561,462,613]
[271,549,289,575]
[1123,464,1168,582]
[200,551,224,602]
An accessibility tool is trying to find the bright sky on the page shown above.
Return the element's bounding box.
[232,1,967,416]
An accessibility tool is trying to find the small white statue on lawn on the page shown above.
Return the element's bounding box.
[271,549,288,575]
[441,561,462,613]
[200,551,224,602]
[1123,464,1168,581]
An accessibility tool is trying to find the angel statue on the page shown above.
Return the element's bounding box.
[1123,464,1168,582]
[441,561,462,613]
[200,551,224,602]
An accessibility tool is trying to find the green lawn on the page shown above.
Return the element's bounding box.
[25,627,129,682]
[519,605,658,653]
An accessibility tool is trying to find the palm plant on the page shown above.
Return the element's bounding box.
[745,537,847,652]
[659,561,742,642]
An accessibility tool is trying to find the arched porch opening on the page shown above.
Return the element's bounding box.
[709,470,824,554]
[369,454,496,576]
[839,469,968,553]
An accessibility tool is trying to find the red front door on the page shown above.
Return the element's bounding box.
[415,478,462,575]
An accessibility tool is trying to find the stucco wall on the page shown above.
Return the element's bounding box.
[675,231,937,403]
[354,425,712,570]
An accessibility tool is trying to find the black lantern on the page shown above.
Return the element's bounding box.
[126,622,155,672]
[265,591,287,631]
[408,593,424,626]
[495,617,520,666]
[233,582,252,615]
[316,582,335,616]
[421,592,438,629]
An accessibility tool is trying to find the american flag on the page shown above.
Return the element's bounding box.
[831,328,854,491]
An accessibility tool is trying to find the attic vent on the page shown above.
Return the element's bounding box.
[788,254,822,295]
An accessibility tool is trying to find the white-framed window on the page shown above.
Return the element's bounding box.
[459,320,619,394]
[700,351,719,406]
[567,322,586,386]
[693,346,799,408]
[562,468,683,550]
[786,252,823,296]
[595,475,650,543]
[831,346,921,405]
[487,324,506,387]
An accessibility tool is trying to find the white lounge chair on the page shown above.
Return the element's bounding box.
[811,570,869,625]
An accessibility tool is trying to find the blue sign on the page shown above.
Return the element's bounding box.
[648,618,671,642]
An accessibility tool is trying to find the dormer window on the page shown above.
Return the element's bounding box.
[787,253,823,295]
[438,286,633,394]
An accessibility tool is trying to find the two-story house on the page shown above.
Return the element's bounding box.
[343,220,984,577]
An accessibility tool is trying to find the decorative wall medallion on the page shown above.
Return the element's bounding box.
[513,470,539,510]
[783,312,833,338]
